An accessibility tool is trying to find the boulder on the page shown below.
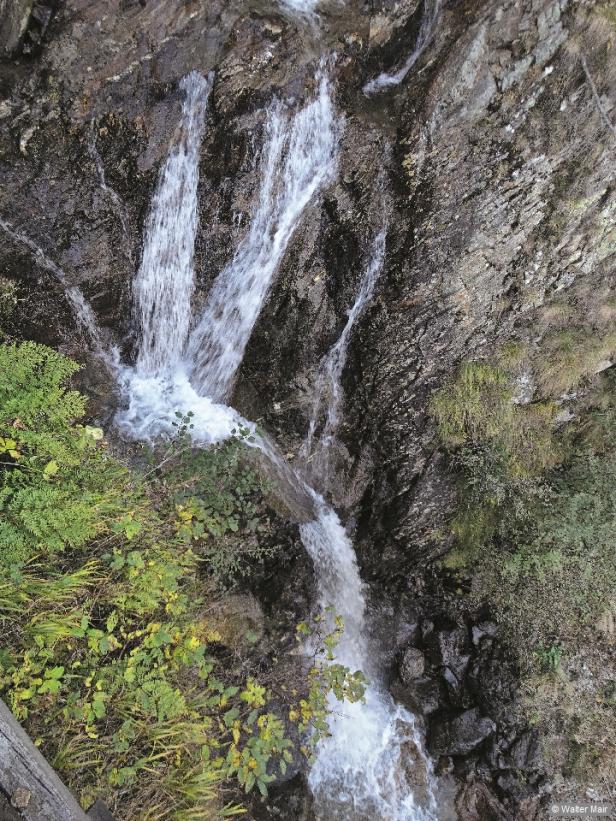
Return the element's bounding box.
[455,779,512,821]
[400,736,432,809]
[400,647,426,684]
[471,621,497,647]
[508,732,542,772]
[435,626,471,680]
[431,708,496,756]
[391,676,441,716]
[201,593,265,648]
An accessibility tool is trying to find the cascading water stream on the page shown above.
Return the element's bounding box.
[115,63,437,821]
[186,69,337,401]
[278,0,319,16]
[117,68,337,448]
[117,70,244,445]
[134,71,213,376]
[363,0,440,95]
[297,226,437,820]
[302,227,387,476]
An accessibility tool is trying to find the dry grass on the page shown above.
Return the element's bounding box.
[536,330,616,396]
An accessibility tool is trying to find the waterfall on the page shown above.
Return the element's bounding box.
[134,71,213,376]
[363,0,440,95]
[278,0,319,17]
[187,70,337,401]
[116,70,243,445]
[117,68,337,445]
[116,64,437,821]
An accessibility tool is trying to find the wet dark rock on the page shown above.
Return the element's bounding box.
[251,773,313,821]
[396,619,421,647]
[471,621,497,647]
[0,0,32,54]
[430,708,496,757]
[427,625,471,681]
[391,675,441,717]
[442,665,465,706]
[508,732,542,772]
[495,770,533,803]
[31,4,52,28]
[420,619,434,643]
[466,644,519,719]
[399,736,432,809]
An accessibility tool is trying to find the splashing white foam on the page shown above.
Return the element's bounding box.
[278,0,319,17]
[116,368,244,445]
[300,506,437,820]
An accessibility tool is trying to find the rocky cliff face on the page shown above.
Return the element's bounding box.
[1,0,615,817]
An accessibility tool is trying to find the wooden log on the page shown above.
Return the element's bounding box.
[0,698,89,820]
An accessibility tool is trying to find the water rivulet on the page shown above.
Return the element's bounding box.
[363,0,441,95]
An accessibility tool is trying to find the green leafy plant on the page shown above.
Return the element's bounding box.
[0,342,129,566]
[0,341,366,819]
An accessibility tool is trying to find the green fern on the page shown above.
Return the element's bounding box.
[0,342,127,566]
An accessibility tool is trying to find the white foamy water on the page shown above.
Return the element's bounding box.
[363,0,440,95]
[278,0,319,16]
[133,71,213,376]
[115,65,435,821]
[187,70,337,400]
[301,508,437,820]
[116,368,243,444]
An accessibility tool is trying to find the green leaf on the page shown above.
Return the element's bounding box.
[223,707,240,727]
[43,460,59,477]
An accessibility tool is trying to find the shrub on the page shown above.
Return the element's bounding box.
[430,361,559,478]
[431,357,616,655]
[536,329,616,396]
[0,277,17,328]
[0,342,366,819]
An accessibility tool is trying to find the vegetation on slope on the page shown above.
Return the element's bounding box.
[430,318,616,793]
[0,339,365,819]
